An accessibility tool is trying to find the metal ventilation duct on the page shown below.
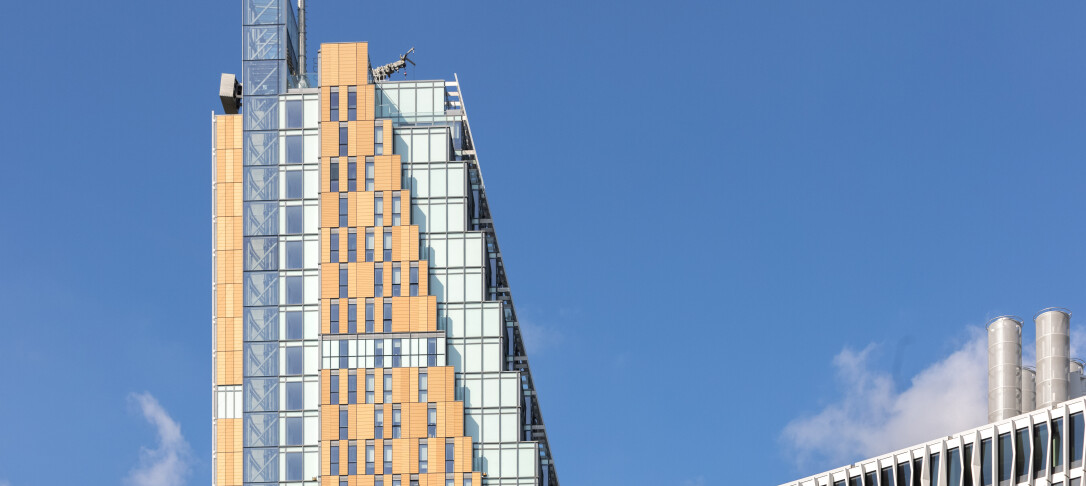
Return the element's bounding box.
[1036,308,1072,409]
[987,316,1023,422]
[1022,366,1036,413]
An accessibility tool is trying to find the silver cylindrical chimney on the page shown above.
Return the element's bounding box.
[1022,366,1036,413]
[1036,308,1072,409]
[988,316,1023,422]
[1071,359,1086,399]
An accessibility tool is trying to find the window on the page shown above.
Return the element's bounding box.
[392,263,401,296]
[427,405,437,438]
[285,170,303,199]
[913,458,922,486]
[286,451,303,480]
[330,229,340,262]
[383,230,392,261]
[392,405,402,438]
[384,372,393,403]
[330,442,340,475]
[445,441,455,473]
[339,340,348,368]
[286,99,303,128]
[286,135,302,164]
[375,340,384,368]
[384,442,393,473]
[365,157,375,191]
[366,299,375,333]
[375,264,384,297]
[348,371,357,404]
[330,373,340,404]
[365,229,375,262]
[383,301,392,332]
[339,123,349,156]
[947,447,961,486]
[982,437,993,486]
[286,382,303,410]
[348,86,357,121]
[464,474,471,486]
[330,87,340,121]
[340,264,349,298]
[1035,422,1049,479]
[392,194,401,226]
[1072,412,1084,468]
[339,195,348,227]
[348,157,357,191]
[330,157,340,192]
[419,440,427,473]
[365,371,375,403]
[419,373,428,403]
[285,416,303,445]
[1055,417,1065,471]
[286,275,303,305]
[375,193,384,227]
[330,300,340,334]
[929,452,940,486]
[409,263,419,296]
[848,476,860,486]
[895,459,910,486]
[366,442,375,474]
[1017,428,1031,483]
[285,311,303,340]
[285,205,303,234]
[427,338,437,367]
[375,121,384,155]
[350,442,358,474]
[394,477,402,486]
[375,408,384,438]
[392,339,402,367]
[864,472,876,486]
[999,432,1013,485]
[284,241,303,269]
[339,407,349,439]
[285,346,303,375]
[348,301,357,333]
[348,229,357,262]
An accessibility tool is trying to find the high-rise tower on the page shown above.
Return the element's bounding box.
[211,2,560,485]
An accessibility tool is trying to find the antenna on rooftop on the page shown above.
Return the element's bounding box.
[372,47,415,81]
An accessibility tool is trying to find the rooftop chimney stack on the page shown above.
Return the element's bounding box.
[1035,308,1071,409]
[1022,366,1036,413]
[987,316,1023,422]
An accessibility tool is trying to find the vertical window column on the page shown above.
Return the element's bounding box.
[383,230,392,261]
[348,157,357,191]
[330,157,340,192]
[392,263,401,296]
[348,370,357,404]
[330,87,340,121]
[348,300,357,333]
[375,121,384,155]
[392,194,401,226]
[392,405,401,438]
[348,86,357,120]
[365,371,375,403]
[445,441,455,472]
[409,263,419,296]
[384,442,394,474]
[330,373,340,404]
[427,405,436,438]
[339,406,349,439]
[419,373,428,403]
[365,229,375,262]
[329,299,341,334]
[330,229,340,262]
[339,122,349,157]
[348,229,357,262]
[339,264,349,298]
[383,300,392,332]
[375,264,384,297]
[330,441,340,475]
[375,407,384,438]
[384,372,393,403]
[365,441,374,474]
[365,157,375,191]
[339,194,348,227]
[375,193,384,227]
[418,439,427,473]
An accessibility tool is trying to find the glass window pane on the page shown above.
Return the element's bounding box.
[286,275,303,304]
[245,237,278,271]
[285,170,303,199]
[286,100,303,128]
[1035,423,1049,478]
[244,61,278,95]
[285,382,303,410]
[1072,413,1084,468]
[930,452,940,486]
[284,241,303,269]
[244,26,279,60]
[245,202,278,236]
[244,378,279,412]
[243,412,278,447]
[245,131,278,166]
[245,0,279,24]
[285,206,303,234]
[286,346,303,375]
[982,437,993,486]
[285,451,304,481]
[244,96,278,131]
[244,447,279,483]
[285,417,303,445]
[286,135,303,164]
[947,447,961,486]
[245,167,278,201]
[285,311,303,340]
[245,307,279,342]
[1017,428,1031,482]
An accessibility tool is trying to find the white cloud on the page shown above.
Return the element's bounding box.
[519,321,563,355]
[0,479,11,486]
[126,392,192,486]
[781,328,988,471]
[680,476,706,486]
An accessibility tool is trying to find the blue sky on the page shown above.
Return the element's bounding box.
[1,1,1085,485]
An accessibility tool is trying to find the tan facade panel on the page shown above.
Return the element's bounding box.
[322,404,339,440]
[321,192,339,228]
[359,262,375,298]
[321,121,339,155]
[358,403,375,440]
[358,191,375,228]
[363,85,376,121]
[321,263,339,299]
